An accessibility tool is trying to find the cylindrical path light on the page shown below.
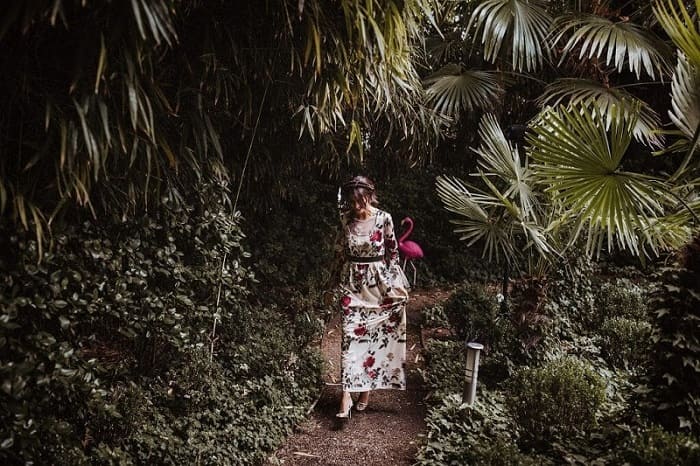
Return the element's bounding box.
[463,342,484,406]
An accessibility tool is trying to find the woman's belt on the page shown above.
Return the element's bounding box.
[346,255,384,263]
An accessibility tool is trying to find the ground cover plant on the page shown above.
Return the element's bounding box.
[0,184,322,464]
[416,260,700,464]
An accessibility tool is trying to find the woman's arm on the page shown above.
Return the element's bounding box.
[383,213,400,269]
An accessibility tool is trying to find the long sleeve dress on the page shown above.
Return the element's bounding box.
[333,208,410,392]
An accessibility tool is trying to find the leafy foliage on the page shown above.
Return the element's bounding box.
[467,0,552,72]
[508,357,606,442]
[552,14,669,79]
[0,184,322,464]
[648,234,700,433]
[538,78,663,148]
[616,426,700,465]
[598,317,652,368]
[443,283,509,351]
[424,65,505,120]
[0,0,443,250]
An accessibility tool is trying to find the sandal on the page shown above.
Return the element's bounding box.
[336,399,353,419]
[356,392,369,411]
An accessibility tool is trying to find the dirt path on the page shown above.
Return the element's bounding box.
[268,289,452,466]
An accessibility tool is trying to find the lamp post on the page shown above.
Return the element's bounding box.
[463,342,484,406]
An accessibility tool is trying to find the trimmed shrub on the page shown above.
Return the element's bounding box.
[616,426,700,466]
[598,317,652,368]
[508,357,606,442]
[594,278,647,323]
[444,283,505,349]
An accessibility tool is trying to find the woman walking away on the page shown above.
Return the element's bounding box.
[327,175,410,419]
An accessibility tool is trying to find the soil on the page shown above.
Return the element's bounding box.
[268,289,453,466]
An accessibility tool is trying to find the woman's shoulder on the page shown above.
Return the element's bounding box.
[373,208,393,222]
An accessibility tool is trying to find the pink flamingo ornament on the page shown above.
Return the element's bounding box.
[398,217,424,285]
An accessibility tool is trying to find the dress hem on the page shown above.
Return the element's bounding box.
[343,386,407,393]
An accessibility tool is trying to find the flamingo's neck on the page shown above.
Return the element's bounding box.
[399,218,413,242]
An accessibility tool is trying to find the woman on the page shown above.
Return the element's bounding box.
[328,175,410,419]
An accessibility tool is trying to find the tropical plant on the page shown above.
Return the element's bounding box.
[653,0,700,178]
[436,114,553,269]
[552,14,670,79]
[467,0,552,72]
[537,78,663,148]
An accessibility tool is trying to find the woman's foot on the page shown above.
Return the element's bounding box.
[356,391,369,411]
[336,392,353,418]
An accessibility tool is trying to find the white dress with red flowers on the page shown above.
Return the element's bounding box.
[335,208,410,392]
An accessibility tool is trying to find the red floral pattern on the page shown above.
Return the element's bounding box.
[332,208,410,392]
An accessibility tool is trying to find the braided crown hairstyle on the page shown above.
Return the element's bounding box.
[341,175,378,210]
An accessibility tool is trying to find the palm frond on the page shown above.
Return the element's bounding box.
[553,15,669,79]
[473,114,538,219]
[424,64,504,119]
[527,104,671,256]
[653,0,700,66]
[538,78,663,148]
[436,175,519,264]
[669,55,700,143]
[467,0,552,72]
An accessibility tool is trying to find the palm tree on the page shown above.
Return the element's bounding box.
[431,0,699,267]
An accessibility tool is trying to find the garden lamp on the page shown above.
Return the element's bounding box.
[463,342,484,406]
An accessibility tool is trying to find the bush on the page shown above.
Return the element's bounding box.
[444,283,505,349]
[594,278,648,323]
[416,392,549,466]
[616,426,700,466]
[508,357,606,442]
[598,317,652,368]
[421,340,464,397]
[422,303,450,328]
[0,183,322,464]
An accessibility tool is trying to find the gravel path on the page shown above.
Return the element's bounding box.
[268,289,452,466]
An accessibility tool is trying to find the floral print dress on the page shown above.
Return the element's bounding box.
[334,208,410,392]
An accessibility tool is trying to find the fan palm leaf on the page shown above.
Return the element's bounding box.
[653,0,700,66]
[527,104,671,256]
[652,0,700,178]
[553,15,669,79]
[670,56,700,142]
[424,64,504,119]
[467,0,552,72]
[474,114,538,219]
[538,78,663,148]
[436,175,519,263]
